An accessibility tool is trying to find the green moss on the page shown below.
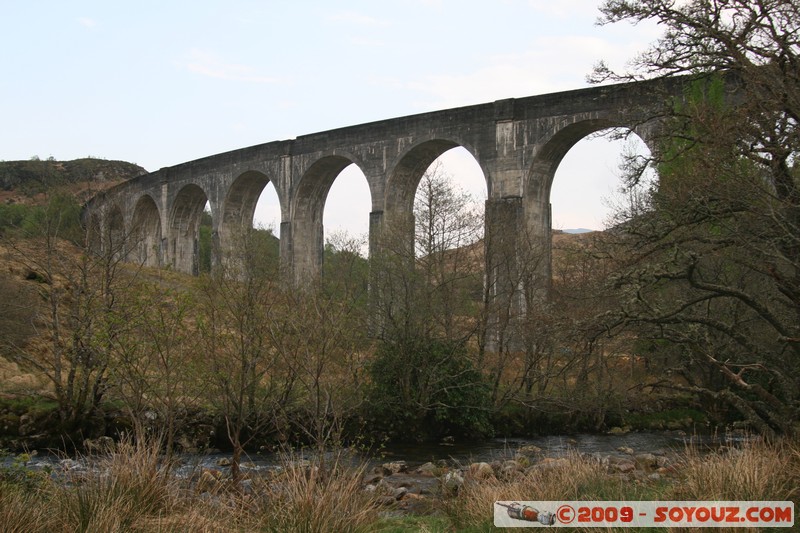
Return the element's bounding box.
[0,396,58,417]
[624,408,708,430]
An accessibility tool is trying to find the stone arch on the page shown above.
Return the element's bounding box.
[526,118,656,218]
[380,139,488,264]
[86,211,102,254]
[106,204,126,260]
[384,139,487,218]
[518,118,654,289]
[130,194,162,267]
[220,170,281,249]
[290,155,372,281]
[169,183,210,275]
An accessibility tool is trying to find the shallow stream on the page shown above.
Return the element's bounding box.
[6,430,747,478]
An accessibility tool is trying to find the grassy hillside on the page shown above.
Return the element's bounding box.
[0,157,146,205]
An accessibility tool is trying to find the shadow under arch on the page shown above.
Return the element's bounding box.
[290,154,372,282]
[130,194,162,267]
[86,211,102,254]
[169,183,210,275]
[106,203,126,260]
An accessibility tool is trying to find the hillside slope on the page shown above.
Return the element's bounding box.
[0,158,147,205]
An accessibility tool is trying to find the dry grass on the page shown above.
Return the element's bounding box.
[2,437,797,532]
[248,451,381,533]
[2,443,382,532]
[444,452,640,530]
[51,438,179,532]
[670,437,800,503]
[445,438,800,532]
[0,483,52,533]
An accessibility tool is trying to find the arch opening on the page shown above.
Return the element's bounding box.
[525,123,655,291]
[130,195,162,267]
[323,164,371,255]
[413,147,487,258]
[86,212,102,254]
[549,128,654,233]
[218,171,281,276]
[106,205,126,260]
[169,184,211,275]
[291,155,372,282]
[379,144,488,341]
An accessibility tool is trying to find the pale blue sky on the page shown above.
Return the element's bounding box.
[1,0,660,235]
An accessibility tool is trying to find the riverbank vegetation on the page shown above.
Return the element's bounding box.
[1,436,797,532]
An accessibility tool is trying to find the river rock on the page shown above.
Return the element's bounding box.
[380,473,415,489]
[377,495,396,506]
[392,486,409,500]
[364,473,383,485]
[616,446,635,455]
[216,457,232,467]
[533,457,571,471]
[634,453,658,469]
[499,460,524,480]
[517,444,542,455]
[59,458,82,471]
[18,413,35,436]
[415,462,438,476]
[83,436,114,453]
[381,461,407,475]
[443,471,464,492]
[467,462,494,480]
[612,460,636,473]
[196,469,222,493]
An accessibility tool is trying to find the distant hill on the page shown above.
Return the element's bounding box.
[560,228,595,234]
[0,158,147,205]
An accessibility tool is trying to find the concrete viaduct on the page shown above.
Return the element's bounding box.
[86,77,685,284]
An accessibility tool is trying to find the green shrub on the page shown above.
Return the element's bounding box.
[366,336,493,440]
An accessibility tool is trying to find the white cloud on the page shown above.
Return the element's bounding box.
[77,17,97,28]
[329,11,389,27]
[185,49,287,84]
[396,29,659,110]
[527,0,601,19]
[348,36,385,48]
[397,41,596,109]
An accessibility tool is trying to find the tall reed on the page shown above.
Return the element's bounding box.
[249,450,381,533]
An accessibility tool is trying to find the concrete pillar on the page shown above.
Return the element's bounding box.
[279,220,292,280]
[290,216,323,285]
[484,195,550,352]
[484,196,525,351]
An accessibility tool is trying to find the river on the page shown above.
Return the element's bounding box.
[7,430,746,479]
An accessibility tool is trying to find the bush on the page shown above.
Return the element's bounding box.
[0,195,83,243]
[366,336,493,441]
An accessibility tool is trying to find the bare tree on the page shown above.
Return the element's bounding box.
[367,163,492,439]
[195,227,292,484]
[2,194,133,433]
[108,283,200,457]
[590,0,800,436]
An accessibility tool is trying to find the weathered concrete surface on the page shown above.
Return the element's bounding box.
[86,77,687,281]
